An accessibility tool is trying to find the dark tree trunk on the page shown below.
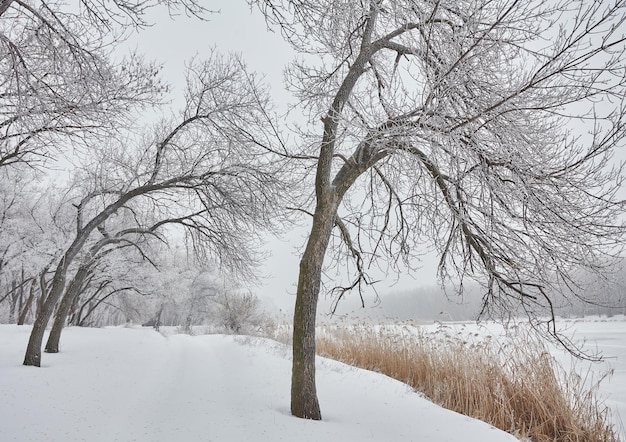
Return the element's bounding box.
[36,270,49,318]
[23,265,68,366]
[44,308,69,353]
[16,268,24,322]
[290,136,372,419]
[288,7,379,419]
[45,265,91,353]
[153,304,164,331]
[291,196,337,420]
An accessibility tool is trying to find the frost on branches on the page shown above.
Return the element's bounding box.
[253,0,626,420]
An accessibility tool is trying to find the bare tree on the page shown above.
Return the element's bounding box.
[254,0,626,419]
[23,52,287,366]
[0,169,70,323]
[211,286,269,334]
[0,0,212,170]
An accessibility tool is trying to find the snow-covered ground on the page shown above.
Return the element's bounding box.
[0,325,518,442]
[0,318,623,441]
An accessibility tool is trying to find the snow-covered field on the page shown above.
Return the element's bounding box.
[0,318,623,441]
[554,317,626,433]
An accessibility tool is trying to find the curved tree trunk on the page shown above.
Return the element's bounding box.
[23,264,67,366]
[44,293,72,353]
[23,186,141,366]
[45,264,91,353]
[291,196,337,420]
[288,3,381,420]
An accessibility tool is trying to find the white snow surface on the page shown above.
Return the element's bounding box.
[0,325,519,442]
[2,318,625,441]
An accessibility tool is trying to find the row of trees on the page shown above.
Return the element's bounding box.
[0,0,289,366]
[2,0,626,424]
[0,229,270,334]
[370,277,626,322]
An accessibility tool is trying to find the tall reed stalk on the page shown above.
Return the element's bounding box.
[310,323,619,442]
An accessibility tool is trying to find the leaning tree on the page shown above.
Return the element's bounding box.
[23,52,287,366]
[253,0,626,420]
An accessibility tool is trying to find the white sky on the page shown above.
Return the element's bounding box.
[125,2,292,107]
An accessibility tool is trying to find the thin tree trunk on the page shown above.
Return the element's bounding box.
[73,280,111,326]
[291,198,337,420]
[154,304,164,331]
[16,267,24,323]
[17,279,37,325]
[78,290,118,326]
[8,279,17,323]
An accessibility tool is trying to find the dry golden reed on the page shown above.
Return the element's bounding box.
[311,323,619,442]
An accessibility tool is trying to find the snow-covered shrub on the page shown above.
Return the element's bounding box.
[211,290,272,335]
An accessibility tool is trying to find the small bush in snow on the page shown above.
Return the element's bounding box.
[211,291,272,335]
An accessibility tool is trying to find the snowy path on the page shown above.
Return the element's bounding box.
[98,335,296,441]
[0,326,518,442]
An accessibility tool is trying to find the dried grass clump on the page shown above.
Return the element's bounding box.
[315,323,619,442]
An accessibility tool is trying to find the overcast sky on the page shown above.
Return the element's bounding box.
[125,2,291,106]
